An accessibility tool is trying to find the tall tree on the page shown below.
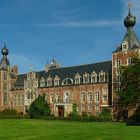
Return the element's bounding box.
[117,58,140,106]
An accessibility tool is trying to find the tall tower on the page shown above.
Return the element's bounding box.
[0,42,18,110]
[112,7,140,119]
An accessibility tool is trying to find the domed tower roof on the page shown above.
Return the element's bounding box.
[124,8,136,28]
[115,6,140,52]
[0,41,10,70]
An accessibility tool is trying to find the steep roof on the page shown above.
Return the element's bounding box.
[14,61,112,87]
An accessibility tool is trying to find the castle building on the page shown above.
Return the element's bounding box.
[0,9,139,118]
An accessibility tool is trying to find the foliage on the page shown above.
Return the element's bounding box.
[0,108,26,119]
[117,58,140,106]
[99,108,111,117]
[28,94,50,119]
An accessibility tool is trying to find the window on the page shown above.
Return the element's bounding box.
[115,60,121,67]
[127,58,133,65]
[45,93,48,101]
[75,73,81,84]
[50,94,54,103]
[55,94,60,103]
[91,71,97,83]
[64,93,71,103]
[80,92,86,102]
[99,71,105,82]
[88,104,92,112]
[54,76,60,86]
[3,74,8,80]
[47,77,52,87]
[116,70,121,76]
[87,92,92,102]
[116,85,121,91]
[122,42,128,50]
[116,76,121,83]
[3,84,8,91]
[3,92,8,103]
[94,91,100,102]
[102,95,108,102]
[83,73,89,84]
[40,78,45,87]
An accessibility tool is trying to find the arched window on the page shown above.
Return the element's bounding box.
[83,72,89,84]
[87,92,92,102]
[75,73,81,84]
[62,78,73,85]
[94,91,100,102]
[54,75,60,86]
[80,92,86,102]
[91,71,97,83]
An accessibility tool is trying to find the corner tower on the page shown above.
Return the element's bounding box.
[112,7,140,119]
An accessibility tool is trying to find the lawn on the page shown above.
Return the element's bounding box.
[0,119,139,140]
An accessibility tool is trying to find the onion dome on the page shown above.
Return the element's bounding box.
[1,46,9,56]
[124,9,136,28]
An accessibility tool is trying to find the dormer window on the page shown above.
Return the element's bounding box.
[99,70,105,82]
[47,76,52,87]
[83,72,89,84]
[91,71,97,83]
[75,73,81,84]
[40,77,45,87]
[62,78,73,85]
[122,42,128,51]
[54,75,60,86]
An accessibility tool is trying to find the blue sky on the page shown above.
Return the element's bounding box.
[0,0,140,73]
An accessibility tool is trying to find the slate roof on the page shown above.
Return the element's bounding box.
[14,61,112,88]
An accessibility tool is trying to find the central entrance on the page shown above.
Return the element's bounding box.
[58,106,64,117]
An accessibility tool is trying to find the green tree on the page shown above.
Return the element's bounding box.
[117,58,140,106]
[116,58,140,121]
[28,94,50,119]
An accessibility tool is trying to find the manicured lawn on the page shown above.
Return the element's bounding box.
[0,119,139,140]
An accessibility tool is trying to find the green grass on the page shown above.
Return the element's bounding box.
[0,119,139,140]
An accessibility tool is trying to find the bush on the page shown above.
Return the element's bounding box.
[0,108,26,119]
[28,94,50,119]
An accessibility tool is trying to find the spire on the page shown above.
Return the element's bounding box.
[0,41,10,70]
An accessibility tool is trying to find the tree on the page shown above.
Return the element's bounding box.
[28,94,50,119]
[116,58,140,121]
[117,58,140,106]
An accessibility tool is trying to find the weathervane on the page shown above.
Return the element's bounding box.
[128,1,131,9]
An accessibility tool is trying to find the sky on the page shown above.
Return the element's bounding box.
[0,0,140,74]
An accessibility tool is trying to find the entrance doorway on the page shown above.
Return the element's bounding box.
[58,107,64,117]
